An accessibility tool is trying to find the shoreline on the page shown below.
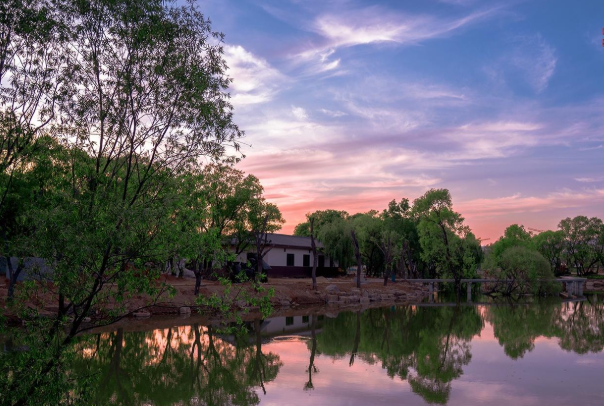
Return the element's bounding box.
[1,276,430,327]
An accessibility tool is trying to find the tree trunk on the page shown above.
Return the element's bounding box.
[383,265,389,286]
[351,230,362,289]
[6,256,23,301]
[310,217,317,290]
[194,261,203,295]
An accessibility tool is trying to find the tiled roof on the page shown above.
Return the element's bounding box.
[265,233,324,249]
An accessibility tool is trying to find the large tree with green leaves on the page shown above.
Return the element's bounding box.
[532,230,565,275]
[1,0,244,404]
[412,189,481,292]
[559,216,604,276]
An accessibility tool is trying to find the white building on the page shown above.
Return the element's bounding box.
[232,234,339,278]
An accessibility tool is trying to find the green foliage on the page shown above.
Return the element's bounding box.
[293,209,348,237]
[492,246,558,296]
[317,215,355,270]
[413,189,480,282]
[0,1,285,404]
[483,224,533,269]
[558,216,604,276]
[532,230,565,275]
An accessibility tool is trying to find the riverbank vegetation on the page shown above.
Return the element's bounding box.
[0,0,284,403]
[294,206,604,296]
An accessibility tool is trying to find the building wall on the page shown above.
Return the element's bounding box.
[231,245,339,278]
[234,247,330,267]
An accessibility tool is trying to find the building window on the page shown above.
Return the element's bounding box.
[302,315,309,323]
[286,316,294,326]
[287,253,295,267]
[303,254,310,267]
[318,255,325,268]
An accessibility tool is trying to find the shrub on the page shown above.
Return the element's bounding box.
[495,247,559,296]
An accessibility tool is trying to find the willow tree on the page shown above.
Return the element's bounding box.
[413,189,481,293]
[1,1,243,404]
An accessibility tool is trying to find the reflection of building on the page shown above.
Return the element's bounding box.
[233,234,340,278]
[257,315,324,338]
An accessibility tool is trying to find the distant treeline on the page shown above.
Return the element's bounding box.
[294,192,604,293]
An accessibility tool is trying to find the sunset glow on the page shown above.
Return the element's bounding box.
[197,0,604,239]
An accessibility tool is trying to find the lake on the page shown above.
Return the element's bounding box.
[66,295,604,405]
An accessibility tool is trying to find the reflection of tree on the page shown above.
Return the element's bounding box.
[550,298,604,354]
[486,301,558,359]
[487,298,604,358]
[70,322,282,406]
[313,305,483,404]
[304,315,318,391]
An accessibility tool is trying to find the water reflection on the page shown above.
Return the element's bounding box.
[72,324,282,405]
[71,295,604,405]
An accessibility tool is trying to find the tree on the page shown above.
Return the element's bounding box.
[413,189,479,293]
[0,0,66,212]
[1,1,244,404]
[559,216,604,276]
[178,165,265,293]
[381,198,423,279]
[487,246,558,296]
[484,224,533,269]
[350,211,385,277]
[350,229,363,289]
[317,216,354,272]
[293,209,348,237]
[248,200,284,281]
[309,216,318,290]
[532,230,565,275]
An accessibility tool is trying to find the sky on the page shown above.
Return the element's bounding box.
[200,0,604,241]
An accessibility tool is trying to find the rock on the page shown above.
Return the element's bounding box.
[325,312,338,318]
[327,294,339,303]
[179,306,191,314]
[83,317,91,323]
[360,297,370,304]
[133,310,151,318]
[381,294,391,301]
[279,300,291,307]
[326,284,340,293]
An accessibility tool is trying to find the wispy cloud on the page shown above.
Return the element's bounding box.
[223,45,288,106]
[575,176,604,183]
[287,5,499,73]
[320,109,347,118]
[485,34,557,93]
[457,189,604,218]
[291,106,308,120]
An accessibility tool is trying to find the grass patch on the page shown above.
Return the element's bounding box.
[585,274,604,280]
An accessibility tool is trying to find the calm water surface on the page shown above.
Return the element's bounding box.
[71,295,604,405]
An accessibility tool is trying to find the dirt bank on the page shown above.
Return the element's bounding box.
[1,275,429,322]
